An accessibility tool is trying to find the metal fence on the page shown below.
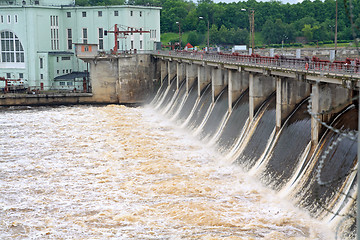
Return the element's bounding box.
[153,50,360,76]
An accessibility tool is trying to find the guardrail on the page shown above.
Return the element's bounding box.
[153,50,360,76]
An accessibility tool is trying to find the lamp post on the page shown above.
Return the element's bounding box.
[176,21,182,50]
[282,35,288,48]
[199,16,210,51]
[242,8,255,54]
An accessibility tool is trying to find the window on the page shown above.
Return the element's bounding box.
[19,73,23,78]
[62,56,70,60]
[0,31,25,63]
[63,70,65,73]
[131,40,134,49]
[66,69,68,73]
[67,12,71,18]
[114,10,118,16]
[1,16,3,23]
[82,28,88,44]
[130,11,133,16]
[56,57,59,62]
[50,15,59,50]
[40,74,43,79]
[82,12,86,17]
[140,28,142,35]
[67,29,72,50]
[7,15,10,24]
[6,73,11,78]
[98,28,103,50]
[140,11,142,17]
[140,40,142,49]
[60,82,65,86]
[67,82,73,86]
[57,70,59,74]
[98,11,102,17]
[40,58,43,68]
[131,28,133,35]
[14,15,18,23]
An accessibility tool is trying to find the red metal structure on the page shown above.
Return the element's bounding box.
[105,24,150,54]
[0,77,26,93]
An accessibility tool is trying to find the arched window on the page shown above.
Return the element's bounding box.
[0,31,24,63]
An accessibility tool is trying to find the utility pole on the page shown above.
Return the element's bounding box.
[250,9,255,53]
[358,103,360,240]
[335,0,338,58]
[199,17,210,51]
[176,21,182,50]
[242,8,255,54]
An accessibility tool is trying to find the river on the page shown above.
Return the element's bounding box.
[0,105,334,239]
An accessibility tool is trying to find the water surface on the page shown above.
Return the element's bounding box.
[0,105,333,239]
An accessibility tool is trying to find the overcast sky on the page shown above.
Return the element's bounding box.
[212,0,302,4]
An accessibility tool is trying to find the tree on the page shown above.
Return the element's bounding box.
[302,24,320,41]
[187,31,204,46]
[75,0,89,6]
[233,28,248,45]
[209,24,219,44]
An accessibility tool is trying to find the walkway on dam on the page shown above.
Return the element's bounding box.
[154,50,360,86]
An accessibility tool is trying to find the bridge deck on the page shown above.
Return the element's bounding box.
[153,51,360,89]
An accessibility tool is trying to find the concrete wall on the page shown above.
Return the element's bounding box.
[0,93,93,106]
[89,58,119,103]
[117,54,158,104]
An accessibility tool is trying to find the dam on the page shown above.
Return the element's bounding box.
[0,48,358,239]
[148,50,358,239]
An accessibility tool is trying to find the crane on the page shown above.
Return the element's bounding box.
[104,24,150,54]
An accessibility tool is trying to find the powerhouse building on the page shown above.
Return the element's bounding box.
[0,0,160,91]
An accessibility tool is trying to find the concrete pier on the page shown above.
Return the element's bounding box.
[249,73,275,120]
[311,83,352,145]
[212,67,227,103]
[186,63,197,93]
[177,62,186,90]
[228,69,248,112]
[168,61,177,85]
[275,77,310,131]
[198,65,212,97]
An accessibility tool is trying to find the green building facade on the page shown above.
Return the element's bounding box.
[0,0,160,91]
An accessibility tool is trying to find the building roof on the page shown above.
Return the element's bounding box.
[54,71,88,81]
[48,51,74,55]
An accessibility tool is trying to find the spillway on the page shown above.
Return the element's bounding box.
[152,75,358,240]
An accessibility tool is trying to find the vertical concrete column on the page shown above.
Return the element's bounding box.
[228,69,249,112]
[160,60,167,85]
[311,83,351,145]
[198,64,211,97]
[211,67,227,103]
[275,77,310,131]
[177,62,186,90]
[249,73,276,121]
[186,63,197,93]
[167,61,177,85]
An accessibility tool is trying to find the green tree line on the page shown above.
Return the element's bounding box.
[76,0,360,46]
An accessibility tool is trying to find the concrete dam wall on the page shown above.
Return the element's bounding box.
[152,57,358,239]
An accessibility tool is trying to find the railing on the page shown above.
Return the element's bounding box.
[1,85,92,95]
[153,50,360,76]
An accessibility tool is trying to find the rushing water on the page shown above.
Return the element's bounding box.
[0,105,334,239]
